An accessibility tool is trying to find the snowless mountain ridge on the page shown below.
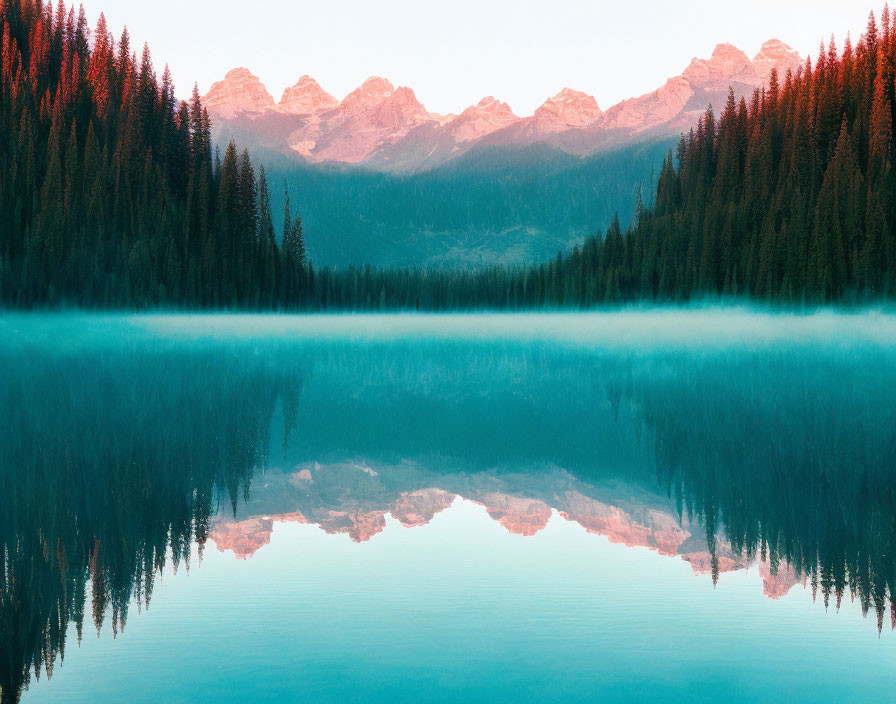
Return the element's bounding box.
[203,39,803,171]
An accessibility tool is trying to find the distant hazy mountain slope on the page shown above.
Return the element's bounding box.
[258,138,676,268]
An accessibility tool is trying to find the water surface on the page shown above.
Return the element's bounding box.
[2,312,895,703]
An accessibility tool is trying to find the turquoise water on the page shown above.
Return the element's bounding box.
[2,312,896,703]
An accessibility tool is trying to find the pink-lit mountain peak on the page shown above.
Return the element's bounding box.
[360,75,395,93]
[534,87,602,131]
[447,96,520,143]
[541,87,601,111]
[203,67,274,118]
[681,40,802,88]
[460,96,518,126]
[682,43,755,85]
[279,75,338,115]
[753,38,799,63]
[471,95,515,114]
[381,85,433,118]
[752,38,803,81]
[340,76,397,112]
[225,67,254,80]
[336,78,440,126]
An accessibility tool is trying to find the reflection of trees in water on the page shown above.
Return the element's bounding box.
[0,348,305,703]
[3,339,896,701]
[620,350,896,630]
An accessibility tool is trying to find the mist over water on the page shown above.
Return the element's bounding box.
[3,310,896,703]
[5,307,896,350]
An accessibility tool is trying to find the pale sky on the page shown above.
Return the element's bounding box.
[80,0,871,116]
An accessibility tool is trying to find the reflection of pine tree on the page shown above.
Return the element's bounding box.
[0,344,308,702]
[621,348,896,632]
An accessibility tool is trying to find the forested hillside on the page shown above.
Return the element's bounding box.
[552,10,896,304]
[253,138,672,268]
[0,0,306,308]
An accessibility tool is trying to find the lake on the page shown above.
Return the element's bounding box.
[2,311,896,703]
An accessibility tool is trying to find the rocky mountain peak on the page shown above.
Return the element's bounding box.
[369,85,436,130]
[753,38,797,61]
[752,39,803,82]
[534,88,602,132]
[337,76,399,117]
[279,75,339,115]
[388,85,426,110]
[448,97,520,143]
[475,95,505,110]
[203,67,275,118]
[682,43,756,86]
[225,67,253,80]
[465,96,516,120]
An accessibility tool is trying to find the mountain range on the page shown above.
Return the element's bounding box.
[205,39,803,173]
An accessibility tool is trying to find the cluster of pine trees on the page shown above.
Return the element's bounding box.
[0,0,307,308]
[555,8,896,304]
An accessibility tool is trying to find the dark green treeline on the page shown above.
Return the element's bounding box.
[0,0,307,308]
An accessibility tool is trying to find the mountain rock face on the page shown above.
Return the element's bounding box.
[203,68,275,119]
[681,43,756,86]
[203,38,804,170]
[310,81,443,163]
[533,88,602,133]
[449,96,520,142]
[680,548,751,577]
[283,77,448,163]
[752,39,804,83]
[559,490,691,555]
[340,77,400,116]
[596,76,694,133]
[591,38,801,140]
[358,96,519,171]
[279,75,339,115]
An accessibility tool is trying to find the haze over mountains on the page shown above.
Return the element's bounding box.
[205,39,803,172]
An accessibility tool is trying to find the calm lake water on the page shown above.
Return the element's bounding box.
[2,311,896,703]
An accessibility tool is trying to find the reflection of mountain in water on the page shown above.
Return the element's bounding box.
[226,338,896,629]
[209,462,787,596]
[2,319,896,702]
